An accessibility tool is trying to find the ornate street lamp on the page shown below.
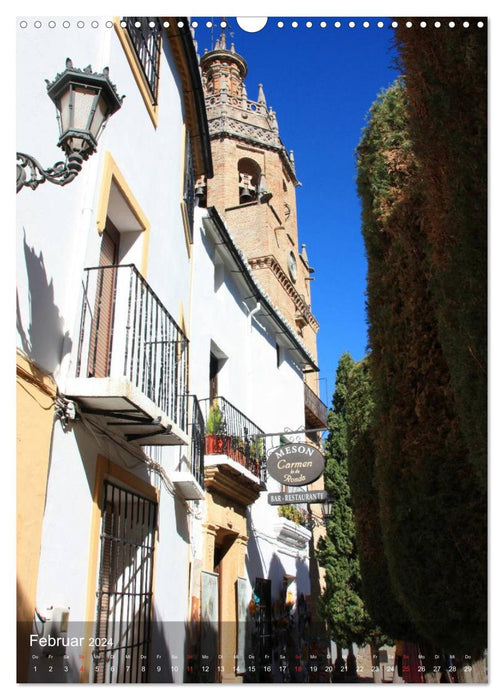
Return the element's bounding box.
[17,58,124,193]
[307,497,334,530]
[321,497,334,525]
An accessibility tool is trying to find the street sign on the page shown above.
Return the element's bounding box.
[268,490,328,505]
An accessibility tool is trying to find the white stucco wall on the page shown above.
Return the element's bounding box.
[17,18,192,383]
[30,417,193,682]
[17,18,200,666]
[189,212,305,428]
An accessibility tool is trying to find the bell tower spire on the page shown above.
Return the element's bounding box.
[202,33,247,98]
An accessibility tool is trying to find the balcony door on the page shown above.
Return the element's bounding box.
[88,220,120,378]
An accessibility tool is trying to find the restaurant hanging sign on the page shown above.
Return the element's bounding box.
[266,442,325,486]
[268,490,328,505]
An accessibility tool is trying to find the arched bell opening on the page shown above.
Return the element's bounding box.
[238,157,261,204]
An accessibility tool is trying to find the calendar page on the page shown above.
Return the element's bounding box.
[15,3,489,688]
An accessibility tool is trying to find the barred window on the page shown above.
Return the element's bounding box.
[94,481,157,683]
[124,17,162,105]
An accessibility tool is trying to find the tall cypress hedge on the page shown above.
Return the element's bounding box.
[316,353,382,648]
[394,22,487,490]
[356,73,486,653]
[346,357,418,644]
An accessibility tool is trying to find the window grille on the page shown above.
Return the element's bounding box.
[124,17,162,105]
[93,481,157,683]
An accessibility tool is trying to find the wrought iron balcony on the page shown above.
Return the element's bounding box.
[66,264,189,445]
[169,395,205,500]
[199,396,266,479]
[304,382,328,430]
[189,395,205,489]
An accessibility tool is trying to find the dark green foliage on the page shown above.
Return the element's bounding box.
[356,64,486,653]
[316,354,385,648]
[394,23,487,491]
[346,358,418,643]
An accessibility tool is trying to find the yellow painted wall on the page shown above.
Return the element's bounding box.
[202,486,255,683]
[16,352,56,682]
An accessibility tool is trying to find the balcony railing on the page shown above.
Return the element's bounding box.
[199,396,266,479]
[304,382,328,429]
[189,396,205,489]
[76,264,189,432]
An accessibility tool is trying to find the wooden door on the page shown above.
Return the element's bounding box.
[213,544,224,682]
[88,220,119,377]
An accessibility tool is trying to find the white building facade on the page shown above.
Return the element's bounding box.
[16,18,327,685]
[16,16,212,684]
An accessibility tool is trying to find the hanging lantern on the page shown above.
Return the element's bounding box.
[17,58,124,192]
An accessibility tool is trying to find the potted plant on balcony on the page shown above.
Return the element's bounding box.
[249,436,264,475]
[205,401,229,456]
[229,435,247,466]
[278,504,308,527]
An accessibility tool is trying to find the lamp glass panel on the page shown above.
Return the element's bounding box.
[72,85,99,131]
[89,92,109,139]
[58,87,72,133]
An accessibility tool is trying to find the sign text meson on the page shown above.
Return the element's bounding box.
[266,442,325,486]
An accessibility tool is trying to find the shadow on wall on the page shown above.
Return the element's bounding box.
[307,534,322,600]
[15,579,83,683]
[148,613,184,683]
[244,509,265,582]
[17,232,71,373]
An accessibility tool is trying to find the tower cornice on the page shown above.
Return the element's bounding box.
[206,113,298,185]
[248,255,320,332]
[203,208,319,371]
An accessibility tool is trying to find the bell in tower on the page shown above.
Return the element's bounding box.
[239,172,255,203]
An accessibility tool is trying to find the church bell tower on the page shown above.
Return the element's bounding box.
[199,33,322,407]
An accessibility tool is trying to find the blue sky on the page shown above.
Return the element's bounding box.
[194,17,400,405]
